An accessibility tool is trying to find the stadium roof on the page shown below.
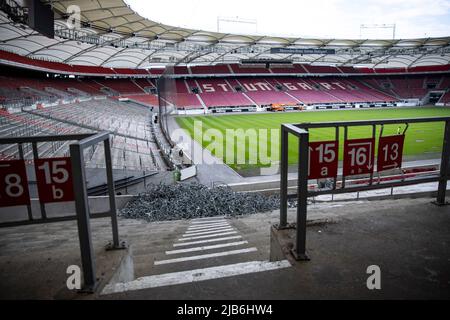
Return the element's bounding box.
[0,0,449,68]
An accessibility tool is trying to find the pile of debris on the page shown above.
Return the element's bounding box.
[120,183,296,222]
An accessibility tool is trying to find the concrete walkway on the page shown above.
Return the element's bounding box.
[166,115,246,185]
[0,196,449,299]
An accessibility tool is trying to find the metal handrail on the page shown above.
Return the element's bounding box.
[278,116,450,262]
[294,116,450,128]
[0,131,125,292]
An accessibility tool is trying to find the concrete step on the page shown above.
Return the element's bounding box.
[131,216,269,278]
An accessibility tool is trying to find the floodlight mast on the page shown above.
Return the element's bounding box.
[217,16,258,34]
[360,23,396,39]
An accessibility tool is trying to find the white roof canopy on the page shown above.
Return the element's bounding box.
[0,0,449,68]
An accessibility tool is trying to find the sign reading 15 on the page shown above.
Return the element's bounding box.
[312,143,336,163]
[37,160,70,184]
[34,158,74,203]
[308,141,339,179]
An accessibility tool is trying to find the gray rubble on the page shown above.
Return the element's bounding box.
[120,182,297,222]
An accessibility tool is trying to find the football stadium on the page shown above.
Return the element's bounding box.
[0,0,449,303]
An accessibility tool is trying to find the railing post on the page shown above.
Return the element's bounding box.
[279,125,289,228]
[292,130,310,261]
[32,142,47,220]
[104,137,124,249]
[436,120,450,205]
[18,143,33,221]
[70,143,97,292]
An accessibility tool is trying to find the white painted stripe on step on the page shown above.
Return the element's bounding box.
[190,221,227,226]
[173,236,243,247]
[189,221,227,226]
[189,221,229,227]
[166,241,248,255]
[184,226,234,237]
[183,227,234,237]
[191,217,226,224]
[154,247,258,265]
[101,260,291,295]
[191,216,226,221]
[178,231,238,241]
[187,222,230,230]
[185,226,232,234]
[187,224,231,232]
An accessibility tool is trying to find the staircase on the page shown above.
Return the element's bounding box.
[102,216,290,295]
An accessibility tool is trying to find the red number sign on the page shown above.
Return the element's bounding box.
[0,160,31,207]
[343,138,375,176]
[308,141,339,179]
[34,158,74,203]
[377,135,405,172]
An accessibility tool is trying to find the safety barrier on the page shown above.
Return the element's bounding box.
[278,117,450,261]
[0,132,126,292]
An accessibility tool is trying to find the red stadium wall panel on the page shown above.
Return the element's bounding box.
[190,65,231,74]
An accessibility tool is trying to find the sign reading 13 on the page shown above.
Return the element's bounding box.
[377,135,405,172]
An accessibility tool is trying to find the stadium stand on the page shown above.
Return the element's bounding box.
[0,98,159,171]
[230,64,271,74]
[439,91,450,104]
[133,78,156,92]
[199,92,254,108]
[2,72,450,111]
[120,94,159,106]
[2,49,450,76]
[190,65,232,74]
[270,64,308,74]
[303,65,341,74]
[235,78,299,105]
[96,78,145,95]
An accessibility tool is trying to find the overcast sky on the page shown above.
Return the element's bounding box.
[125,0,450,39]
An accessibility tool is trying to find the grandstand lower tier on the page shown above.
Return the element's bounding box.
[1,70,449,112]
[0,99,159,172]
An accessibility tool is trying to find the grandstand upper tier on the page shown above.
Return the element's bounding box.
[0,0,449,69]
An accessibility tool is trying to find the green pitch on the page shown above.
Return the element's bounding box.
[176,107,450,171]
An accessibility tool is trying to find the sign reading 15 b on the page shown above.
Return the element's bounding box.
[34,158,74,203]
[308,141,339,179]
